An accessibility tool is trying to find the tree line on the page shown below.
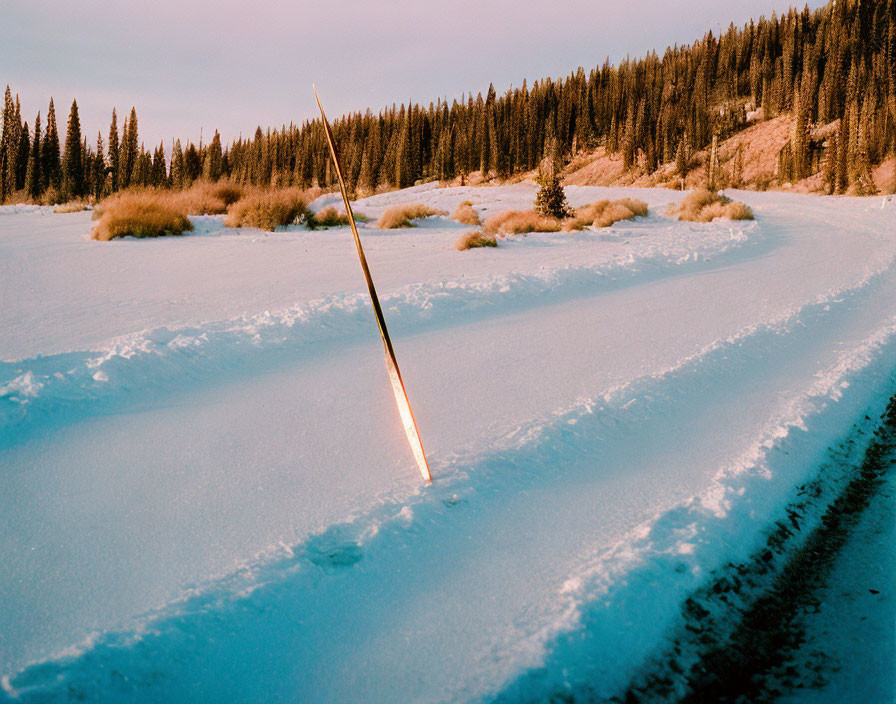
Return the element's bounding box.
[1,0,894,204]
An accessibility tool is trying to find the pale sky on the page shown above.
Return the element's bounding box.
[2,0,827,149]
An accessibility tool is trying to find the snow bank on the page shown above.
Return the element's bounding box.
[497,314,896,701]
[0,204,54,215]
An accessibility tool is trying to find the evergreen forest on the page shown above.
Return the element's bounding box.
[1,0,894,204]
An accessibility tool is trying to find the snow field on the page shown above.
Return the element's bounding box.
[1,185,895,702]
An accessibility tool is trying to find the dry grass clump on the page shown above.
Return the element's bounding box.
[452,200,480,226]
[616,197,649,217]
[53,201,88,213]
[564,198,649,230]
[565,200,610,229]
[313,206,350,227]
[670,188,754,222]
[377,203,447,229]
[721,200,755,220]
[224,188,308,231]
[307,206,368,228]
[595,202,638,228]
[455,231,497,250]
[40,187,65,206]
[92,181,251,221]
[173,180,249,215]
[90,192,193,241]
[481,210,562,236]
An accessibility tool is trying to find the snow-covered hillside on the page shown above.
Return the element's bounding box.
[1,184,894,702]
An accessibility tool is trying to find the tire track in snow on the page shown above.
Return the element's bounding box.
[607,394,896,704]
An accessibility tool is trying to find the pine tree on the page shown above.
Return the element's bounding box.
[836,118,849,193]
[534,156,572,218]
[63,99,84,198]
[9,94,24,197]
[823,132,837,194]
[676,135,690,178]
[1,86,18,201]
[25,112,41,199]
[889,19,896,127]
[108,109,119,191]
[81,136,89,191]
[622,100,637,170]
[16,118,30,192]
[121,107,139,188]
[119,113,130,188]
[92,132,106,199]
[203,130,223,181]
[170,139,185,189]
[853,109,876,194]
[358,132,376,194]
[183,143,201,183]
[132,145,151,186]
[479,101,492,178]
[152,142,167,186]
[790,88,807,182]
[395,117,412,188]
[42,98,61,193]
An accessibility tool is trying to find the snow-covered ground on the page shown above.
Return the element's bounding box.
[1,184,894,702]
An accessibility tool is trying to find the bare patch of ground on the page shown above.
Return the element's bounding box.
[561,115,795,193]
[873,158,896,195]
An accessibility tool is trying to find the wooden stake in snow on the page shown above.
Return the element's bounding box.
[314,86,432,483]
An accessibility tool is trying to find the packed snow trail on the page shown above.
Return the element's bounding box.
[1,187,894,702]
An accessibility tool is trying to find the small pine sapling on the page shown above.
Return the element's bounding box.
[534,157,572,219]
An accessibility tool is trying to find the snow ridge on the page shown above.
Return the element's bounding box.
[0,219,760,446]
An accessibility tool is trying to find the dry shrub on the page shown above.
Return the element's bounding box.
[309,206,367,228]
[595,202,638,228]
[377,203,447,229]
[90,192,193,241]
[670,188,754,222]
[311,206,351,228]
[564,200,611,230]
[482,210,562,236]
[54,201,88,213]
[563,198,648,230]
[616,197,648,217]
[40,187,65,206]
[674,189,719,220]
[173,180,249,215]
[455,231,497,250]
[696,202,729,222]
[224,188,308,231]
[452,201,480,226]
[723,201,755,220]
[211,182,246,207]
